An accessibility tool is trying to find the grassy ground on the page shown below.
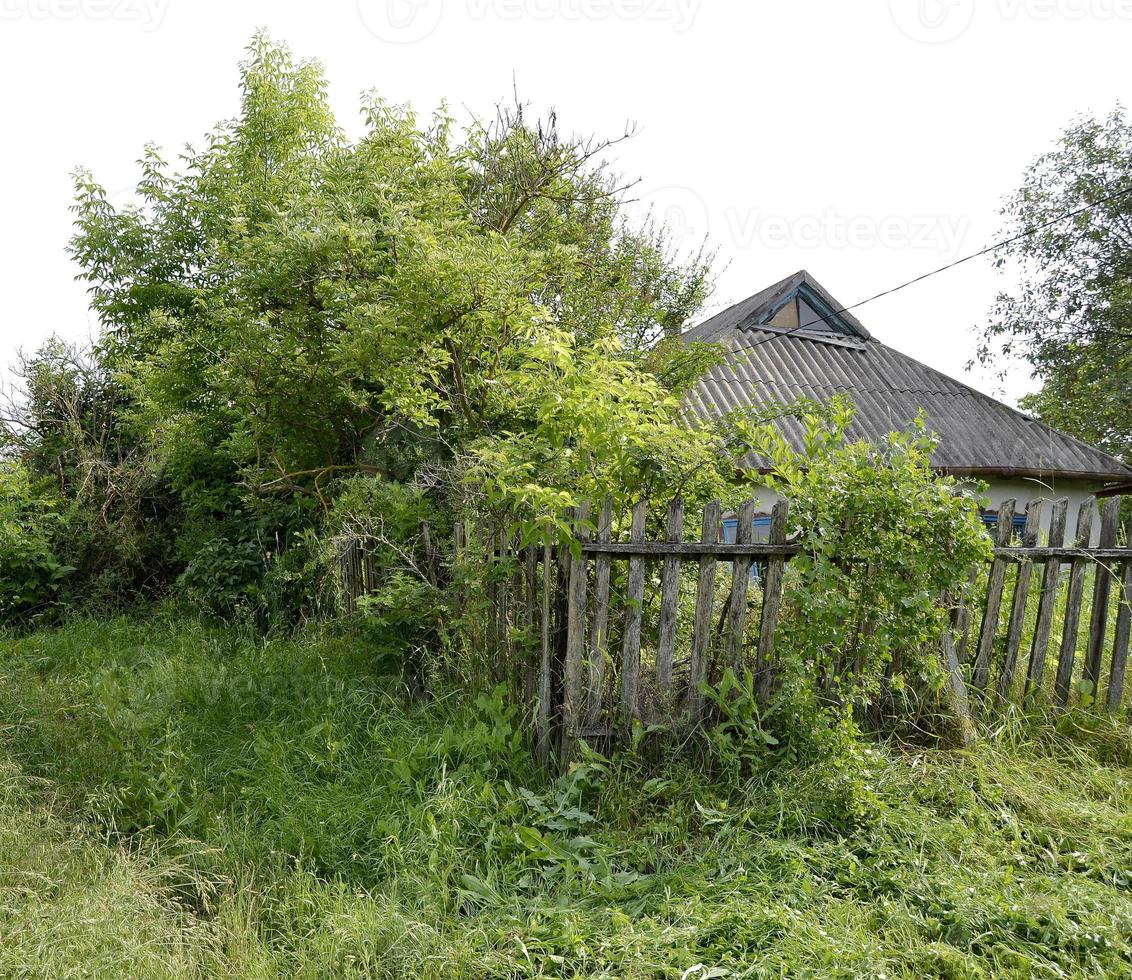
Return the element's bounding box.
[1,618,1131,977]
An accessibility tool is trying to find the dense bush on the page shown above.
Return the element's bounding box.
[0,462,70,622]
[739,397,992,758]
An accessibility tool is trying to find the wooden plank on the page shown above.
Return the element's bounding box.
[1106,521,1132,712]
[619,500,648,723]
[536,539,553,762]
[497,531,510,672]
[485,527,498,660]
[971,499,1016,695]
[952,566,979,665]
[686,500,721,722]
[524,543,538,706]
[1054,497,1097,708]
[585,499,613,728]
[941,629,978,749]
[993,546,1132,561]
[755,500,789,701]
[996,499,1043,705]
[1025,497,1068,698]
[1084,497,1121,694]
[561,502,592,755]
[582,541,801,557]
[726,500,756,673]
[655,498,686,695]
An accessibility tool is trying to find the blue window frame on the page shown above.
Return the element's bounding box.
[721,514,773,582]
[980,511,1027,540]
[721,515,773,544]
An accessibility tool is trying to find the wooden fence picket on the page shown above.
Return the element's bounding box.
[1107,522,1132,712]
[686,500,721,722]
[726,500,756,673]
[619,500,648,724]
[1055,498,1097,708]
[996,499,1042,704]
[1084,498,1121,692]
[655,498,685,695]
[561,503,592,756]
[1025,498,1068,698]
[756,500,789,701]
[585,499,613,729]
[972,498,1016,696]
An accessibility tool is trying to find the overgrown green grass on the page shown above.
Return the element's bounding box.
[2,617,1132,977]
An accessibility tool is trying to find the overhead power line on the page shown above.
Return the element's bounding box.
[743,181,1132,349]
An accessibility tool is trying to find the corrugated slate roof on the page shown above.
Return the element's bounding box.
[685,271,1132,485]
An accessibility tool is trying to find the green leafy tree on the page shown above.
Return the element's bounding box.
[65,35,722,609]
[979,109,1132,462]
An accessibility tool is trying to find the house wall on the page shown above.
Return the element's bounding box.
[732,477,1113,546]
[972,477,1111,546]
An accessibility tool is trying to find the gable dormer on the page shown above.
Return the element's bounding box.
[749,273,868,340]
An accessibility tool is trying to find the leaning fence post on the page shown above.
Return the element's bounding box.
[726,499,756,674]
[972,498,1016,697]
[655,498,686,696]
[755,499,789,702]
[996,498,1043,705]
[940,628,978,748]
[686,500,721,723]
[1054,498,1097,708]
[1084,497,1121,697]
[561,502,592,758]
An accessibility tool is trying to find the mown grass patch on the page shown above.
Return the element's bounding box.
[1,616,1131,977]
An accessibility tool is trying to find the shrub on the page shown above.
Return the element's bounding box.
[320,477,449,679]
[746,397,992,756]
[0,462,71,622]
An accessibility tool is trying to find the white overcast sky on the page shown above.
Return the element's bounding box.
[2,0,1130,403]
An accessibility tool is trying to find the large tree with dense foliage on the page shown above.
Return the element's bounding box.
[45,34,733,619]
[980,109,1132,463]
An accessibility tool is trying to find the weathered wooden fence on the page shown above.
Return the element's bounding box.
[336,494,1131,760]
[467,493,1131,760]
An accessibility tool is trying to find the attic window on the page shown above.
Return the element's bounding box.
[761,288,853,337]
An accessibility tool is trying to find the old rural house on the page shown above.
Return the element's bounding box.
[683,270,1132,542]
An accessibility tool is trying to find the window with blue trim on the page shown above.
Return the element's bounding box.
[720,515,773,544]
[980,511,1027,541]
[721,514,773,581]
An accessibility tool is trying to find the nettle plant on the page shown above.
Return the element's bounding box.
[749,397,991,750]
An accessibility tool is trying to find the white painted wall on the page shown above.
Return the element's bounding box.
[733,476,1113,546]
[965,477,1111,546]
